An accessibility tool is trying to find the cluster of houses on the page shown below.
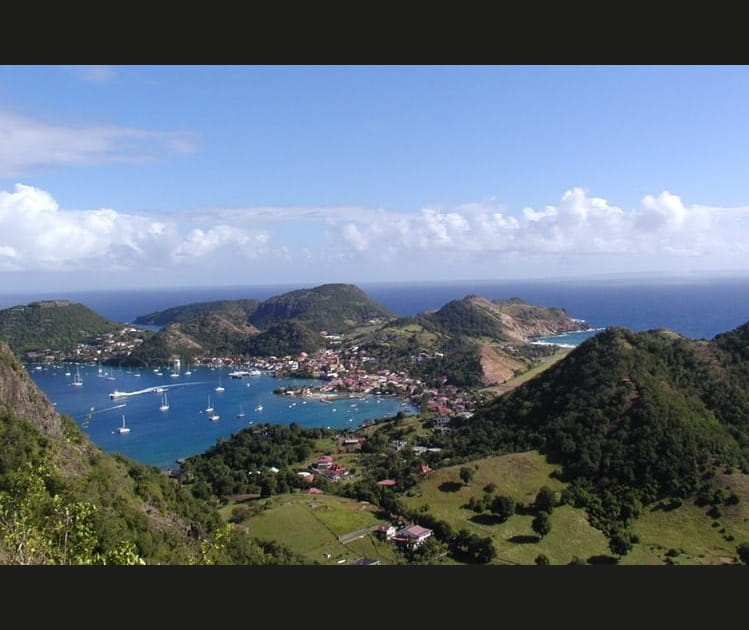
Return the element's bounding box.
[312,454,349,481]
[25,326,147,364]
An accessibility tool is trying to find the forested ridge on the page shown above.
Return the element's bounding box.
[0,301,121,355]
[440,326,749,535]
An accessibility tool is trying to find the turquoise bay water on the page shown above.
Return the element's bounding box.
[531,327,606,347]
[29,365,416,471]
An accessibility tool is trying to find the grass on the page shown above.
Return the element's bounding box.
[403,451,566,520]
[501,348,571,388]
[401,451,612,564]
[629,471,749,565]
[231,492,396,565]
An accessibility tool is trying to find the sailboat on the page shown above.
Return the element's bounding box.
[208,412,220,421]
[116,414,130,433]
[159,391,170,412]
[215,375,225,392]
[205,396,214,413]
[255,402,263,412]
[237,403,245,418]
[72,366,83,387]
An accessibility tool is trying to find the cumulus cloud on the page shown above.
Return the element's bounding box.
[0,110,198,177]
[2,183,749,282]
[329,187,749,263]
[0,183,269,272]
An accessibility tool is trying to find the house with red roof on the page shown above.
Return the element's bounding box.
[315,455,334,470]
[394,524,433,550]
[377,479,397,487]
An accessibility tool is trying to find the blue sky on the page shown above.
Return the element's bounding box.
[1,65,749,292]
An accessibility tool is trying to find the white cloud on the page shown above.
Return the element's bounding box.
[0,110,198,177]
[1,184,749,284]
[329,187,749,264]
[174,225,270,260]
[0,184,268,272]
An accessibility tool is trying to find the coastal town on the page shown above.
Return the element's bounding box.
[22,324,483,418]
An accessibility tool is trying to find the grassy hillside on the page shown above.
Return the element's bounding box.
[227,493,402,565]
[0,300,121,356]
[442,326,749,539]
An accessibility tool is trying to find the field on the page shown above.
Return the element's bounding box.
[401,451,613,564]
[220,450,749,565]
[481,347,571,395]
[630,471,749,565]
[227,492,402,565]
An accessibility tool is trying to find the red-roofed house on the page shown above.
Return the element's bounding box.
[306,487,324,495]
[419,465,432,475]
[315,455,333,469]
[377,479,396,487]
[395,525,433,550]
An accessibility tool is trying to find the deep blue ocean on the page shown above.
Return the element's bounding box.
[8,276,749,470]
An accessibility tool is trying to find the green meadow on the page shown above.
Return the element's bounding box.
[228,493,398,565]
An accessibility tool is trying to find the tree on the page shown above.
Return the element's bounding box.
[534,486,556,514]
[737,542,749,565]
[490,495,515,521]
[535,553,550,565]
[459,466,474,486]
[609,533,633,557]
[531,511,551,538]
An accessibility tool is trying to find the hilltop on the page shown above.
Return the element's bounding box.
[124,283,396,366]
[350,295,587,387]
[133,298,260,327]
[0,300,124,357]
[248,283,395,332]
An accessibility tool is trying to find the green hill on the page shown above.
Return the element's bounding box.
[0,300,121,356]
[419,295,586,343]
[249,283,395,332]
[244,321,324,357]
[125,314,258,367]
[133,298,260,326]
[0,341,303,565]
[442,326,749,536]
[350,296,585,387]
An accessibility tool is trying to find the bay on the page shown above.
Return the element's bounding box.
[28,364,416,471]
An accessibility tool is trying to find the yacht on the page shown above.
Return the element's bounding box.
[159,392,169,412]
[115,415,130,434]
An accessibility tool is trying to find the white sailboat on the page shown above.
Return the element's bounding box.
[209,410,220,421]
[215,375,225,392]
[116,414,130,433]
[205,396,214,413]
[237,404,245,418]
[159,391,169,412]
[72,366,83,387]
[255,403,263,412]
